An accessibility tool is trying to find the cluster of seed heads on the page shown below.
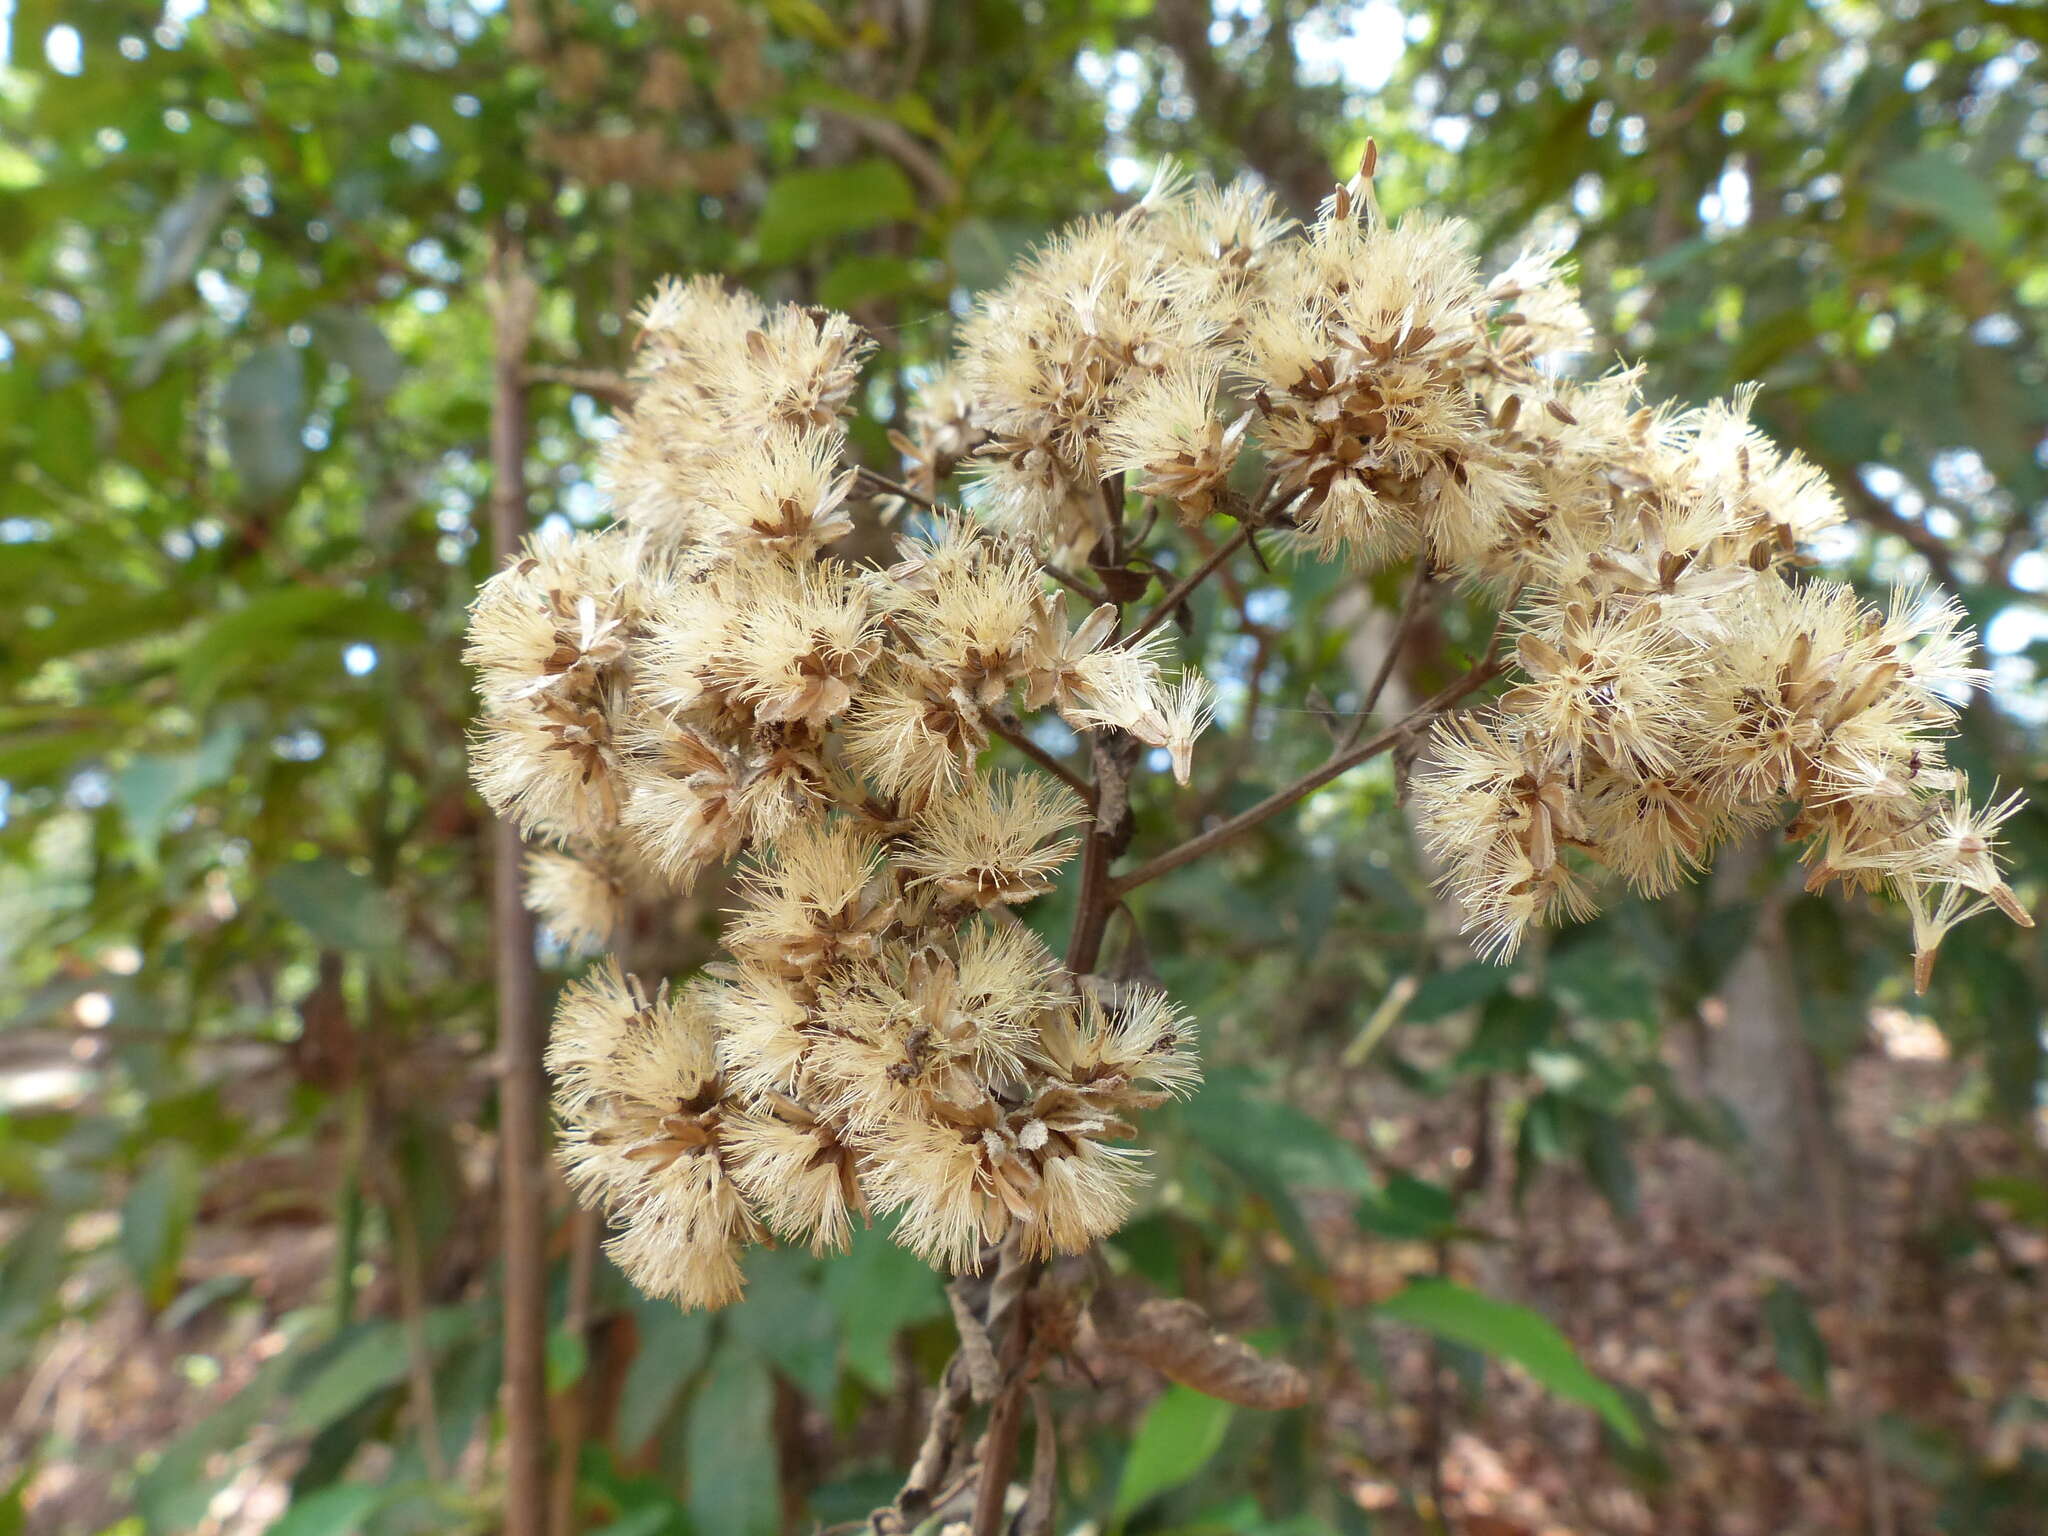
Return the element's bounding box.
[465,157,2026,1308]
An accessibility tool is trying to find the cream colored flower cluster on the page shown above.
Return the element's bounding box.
[1411,381,2029,980]
[466,279,1204,1306]
[466,164,2027,1307]
[920,164,2027,987]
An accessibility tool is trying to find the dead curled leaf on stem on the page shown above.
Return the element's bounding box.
[1089,1292,1311,1410]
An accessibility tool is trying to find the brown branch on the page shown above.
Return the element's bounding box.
[1122,523,1254,648]
[1043,562,1113,607]
[1841,474,1970,597]
[989,713,1094,806]
[1338,556,1436,752]
[819,105,960,206]
[969,1242,1040,1536]
[1066,727,1137,975]
[488,233,551,1536]
[1015,1386,1059,1536]
[1107,652,1507,900]
[547,1208,601,1536]
[525,366,636,407]
[855,466,937,510]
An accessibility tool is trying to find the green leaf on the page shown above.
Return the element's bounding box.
[755,159,916,265]
[946,217,1043,295]
[685,1346,778,1536]
[1114,1385,1235,1521]
[547,1325,589,1393]
[1355,1174,1459,1241]
[262,1483,386,1536]
[1179,1069,1375,1197]
[178,587,352,700]
[1869,153,2003,250]
[1374,1279,1641,1445]
[268,858,400,952]
[726,1247,838,1402]
[822,1223,947,1392]
[220,341,309,501]
[0,143,44,190]
[0,1213,66,1366]
[115,725,243,863]
[137,1349,302,1533]
[140,179,232,303]
[1404,963,1511,1022]
[1971,1175,2048,1228]
[590,1510,679,1536]
[120,1144,201,1310]
[284,1309,473,1437]
[1581,1110,1639,1221]
[312,311,402,403]
[817,254,925,311]
[1456,992,1559,1075]
[1763,1282,1830,1402]
[617,1295,712,1455]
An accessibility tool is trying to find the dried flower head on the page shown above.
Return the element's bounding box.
[465,160,2026,1321]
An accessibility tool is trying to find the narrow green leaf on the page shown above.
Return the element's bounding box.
[177,587,350,699]
[1763,1281,1830,1402]
[115,726,243,863]
[140,179,232,303]
[262,1482,385,1536]
[284,1309,472,1437]
[1869,153,2003,250]
[120,1145,201,1310]
[1375,1279,1641,1445]
[312,311,402,402]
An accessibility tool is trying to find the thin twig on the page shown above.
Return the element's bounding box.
[1016,1386,1058,1536]
[989,714,1094,805]
[855,466,937,511]
[1338,556,1435,752]
[547,1207,600,1536]
[1043,562,1114,607]
[818,105,960,204]
[969,1242,1039,1536]
[1107,651,1507,899]
[1122,523,1254,648]
[488,232,550,1536]
[525,365,635,407]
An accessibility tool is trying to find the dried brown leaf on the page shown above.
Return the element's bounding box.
[1092,1295,1310,1410]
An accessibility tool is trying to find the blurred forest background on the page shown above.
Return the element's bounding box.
[3,2,2046,1534]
